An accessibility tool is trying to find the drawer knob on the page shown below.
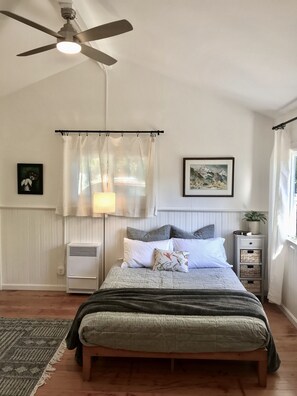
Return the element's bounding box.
[249,242,252,245]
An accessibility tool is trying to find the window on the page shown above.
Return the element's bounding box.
[56,134,157,218]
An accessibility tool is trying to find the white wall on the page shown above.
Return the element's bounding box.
[0,61,106,207]
[108,61,273,211]
[0,58,274,289]
[0,59,273,210]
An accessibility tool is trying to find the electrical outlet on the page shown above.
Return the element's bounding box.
[57,266,65,276]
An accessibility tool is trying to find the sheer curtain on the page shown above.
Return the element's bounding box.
[267,128,291,305]
[56,134,157,218]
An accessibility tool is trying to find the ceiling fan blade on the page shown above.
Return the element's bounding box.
[17,43,56,57]
[80,44,117,65]
[75,19,133,43]
[0,10,63,39]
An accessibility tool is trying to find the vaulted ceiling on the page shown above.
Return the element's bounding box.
[1,0,297,117]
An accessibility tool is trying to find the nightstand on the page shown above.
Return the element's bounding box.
[66,243,101,294]
[233,234,265,302]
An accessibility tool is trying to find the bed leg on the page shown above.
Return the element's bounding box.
[170,358,175,372]
[82,348,92,381]
[257,359,267,387]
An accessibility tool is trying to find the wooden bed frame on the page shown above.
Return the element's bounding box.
[82,345,268,387]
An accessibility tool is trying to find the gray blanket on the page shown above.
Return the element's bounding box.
[66,288,280,372]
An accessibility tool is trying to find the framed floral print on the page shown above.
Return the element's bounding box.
[17,163,43,195]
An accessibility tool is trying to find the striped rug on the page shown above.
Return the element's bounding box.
[0,317,71,396]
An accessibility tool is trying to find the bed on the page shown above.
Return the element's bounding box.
[66,227,280,387]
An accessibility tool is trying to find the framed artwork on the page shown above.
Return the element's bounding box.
[17,163,43,195]
[183,157,234,197]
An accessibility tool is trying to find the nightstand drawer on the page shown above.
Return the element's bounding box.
[240,264,261,278]
[240,239,262,248]
[241,280,262,294]
[240,249,262,263]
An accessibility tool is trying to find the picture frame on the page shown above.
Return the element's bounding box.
[183,157,234,197]
[17,163,43,195]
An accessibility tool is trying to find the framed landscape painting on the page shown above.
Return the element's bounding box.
[17,163,43,195]
[183,157,234,197]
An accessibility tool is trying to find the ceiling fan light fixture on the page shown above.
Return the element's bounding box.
[56,40,81,54]
[0,9,133,64]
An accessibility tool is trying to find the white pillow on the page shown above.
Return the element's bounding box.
[122,238,173,268]
[172,237,231,268]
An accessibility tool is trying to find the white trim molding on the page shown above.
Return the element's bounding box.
[2,283,66,291]
[280,305,297,329]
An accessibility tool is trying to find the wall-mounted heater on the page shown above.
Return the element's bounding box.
[66,243,101,294]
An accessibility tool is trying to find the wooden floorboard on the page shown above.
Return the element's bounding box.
[0,290,296,396]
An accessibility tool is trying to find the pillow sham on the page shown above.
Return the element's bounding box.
[170,224,214,239]
[153,249,189,272]
[172,237,231,268]
[126,225,171,241]
[122,238,173,268]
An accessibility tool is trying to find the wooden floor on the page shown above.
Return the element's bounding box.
[0,290,297,396]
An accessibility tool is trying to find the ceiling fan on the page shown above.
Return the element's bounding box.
[0,7,133,65]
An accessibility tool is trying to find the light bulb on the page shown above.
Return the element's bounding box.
[56,41,81,54]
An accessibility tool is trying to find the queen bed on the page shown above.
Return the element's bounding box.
[66,227,280,386]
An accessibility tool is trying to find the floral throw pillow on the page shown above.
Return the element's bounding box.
[153,249,189,272]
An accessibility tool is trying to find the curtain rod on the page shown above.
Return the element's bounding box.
[55,129,164,135]
[272,116,297,130]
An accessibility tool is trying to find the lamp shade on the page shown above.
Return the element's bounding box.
[93,192,116,214]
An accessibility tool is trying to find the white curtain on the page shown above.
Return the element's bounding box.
[267,129,291,305]
[56,134,157,218]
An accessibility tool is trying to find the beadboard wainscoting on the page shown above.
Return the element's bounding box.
[1,208,268,292]
[1,208,65,291]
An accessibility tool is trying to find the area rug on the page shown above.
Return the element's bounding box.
[0,317,72,396]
